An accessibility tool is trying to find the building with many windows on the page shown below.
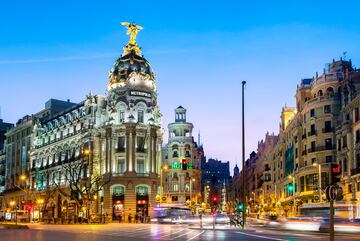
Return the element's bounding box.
[232,58,360,218]
[1,25,164,222]
[0,119,13,151]
[201,158,231,210]
[161,106,202,207]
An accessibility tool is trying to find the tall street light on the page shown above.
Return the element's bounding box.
[190,177,196,205]
[288,175,296,217]
[312,163,322,202]
[16,174,29,222]
[9,201,16,224]
[160,165,168,207]
[241,80,246,229]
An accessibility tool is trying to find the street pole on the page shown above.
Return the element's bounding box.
[293,177,296,217]
[329,169,334,241]
[160,167,163,208]
[319,164,322,203]
[241,80,246,229]
[190,178,192,205]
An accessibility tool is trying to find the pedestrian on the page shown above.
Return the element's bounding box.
[128,213,132,223]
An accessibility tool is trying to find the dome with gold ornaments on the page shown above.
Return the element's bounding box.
[108,22,156,91]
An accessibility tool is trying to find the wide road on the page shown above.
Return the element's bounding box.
[0,223,358,241]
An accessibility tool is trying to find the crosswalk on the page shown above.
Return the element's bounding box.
[30,224,207,240]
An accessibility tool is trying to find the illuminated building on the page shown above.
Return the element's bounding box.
[335,62,360,217]
[233,58,360,218]
[201,158,231,210]
[1,23,163,222]
[161,106,202,207]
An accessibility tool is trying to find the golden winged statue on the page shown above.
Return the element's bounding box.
[121,22,143,45]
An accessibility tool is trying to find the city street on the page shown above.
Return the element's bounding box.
[0,223,359,241]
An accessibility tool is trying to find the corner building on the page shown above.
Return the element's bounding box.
[162,107,202,206]
[29,29,163,222]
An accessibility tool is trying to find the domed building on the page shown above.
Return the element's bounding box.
[26,23,163,222]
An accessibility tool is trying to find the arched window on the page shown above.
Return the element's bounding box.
[136,186,149,196]
[110,185,125,196]
[185,144,191,157]
[185,183,190,192]
[318,90,323,97]
[172,144,179,158]
[327,87,334,96]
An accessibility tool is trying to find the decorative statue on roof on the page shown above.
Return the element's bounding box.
[121,22,143,55]
[121,22,143,45]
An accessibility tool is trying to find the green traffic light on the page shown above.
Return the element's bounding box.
[237,203,243,211]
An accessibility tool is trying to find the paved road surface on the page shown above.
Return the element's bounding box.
[0,223,359,241]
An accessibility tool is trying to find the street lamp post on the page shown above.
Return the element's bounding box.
[37,199,44,222]
[190,178,196,206]
[160,165,168,207]
[288,175,296,217]
[16,174,29,222]
[9,201,16,224]
[241,80,246,229]
[313,163,322,202]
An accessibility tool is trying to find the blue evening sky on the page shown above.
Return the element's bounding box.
[1,0,360,173]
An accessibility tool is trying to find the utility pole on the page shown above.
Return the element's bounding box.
[241,81,246,229]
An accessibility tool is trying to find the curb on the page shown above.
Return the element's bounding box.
[0,224,29,229]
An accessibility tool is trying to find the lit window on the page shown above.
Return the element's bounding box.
[119,111,125,122]
[138,110,144,123]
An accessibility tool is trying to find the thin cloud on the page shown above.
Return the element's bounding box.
[0,49,196,65]
[0,53,117,64]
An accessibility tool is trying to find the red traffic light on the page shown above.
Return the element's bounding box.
[332,163,341,174]
[212,195,218,202]
[182,159,187,170]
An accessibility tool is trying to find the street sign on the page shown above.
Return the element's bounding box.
[326,185,337,201]
[161,196,167,202]
[155,195,161,203]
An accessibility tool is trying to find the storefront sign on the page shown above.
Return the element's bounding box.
[171,162,193,169]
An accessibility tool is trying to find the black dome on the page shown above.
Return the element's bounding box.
[109,51,154,83]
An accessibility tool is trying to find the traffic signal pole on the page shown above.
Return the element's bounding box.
[330,198,334,241]
[329,166,334,241]
[241,81,246,229]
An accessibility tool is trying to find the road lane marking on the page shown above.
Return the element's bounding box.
[236,231,288,241]
[160,229,186,238]
[187,230,204,241]
[171,230,197,240]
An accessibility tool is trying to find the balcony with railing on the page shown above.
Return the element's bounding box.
[308,130,317,136]
[322,127,333,133]
[316,145,335,152]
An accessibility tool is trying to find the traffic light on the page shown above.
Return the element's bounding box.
[182,159,187,170]
[27,204,33,211]
[287,183,294,192]
[212,195,218,205]
[236,203,244,213]
[331,163,341,184]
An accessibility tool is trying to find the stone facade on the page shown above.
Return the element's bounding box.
[1,32,164,223]
[232,58,360,218]
[161,106,202,207]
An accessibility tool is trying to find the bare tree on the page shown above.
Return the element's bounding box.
[54,158,110,223]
